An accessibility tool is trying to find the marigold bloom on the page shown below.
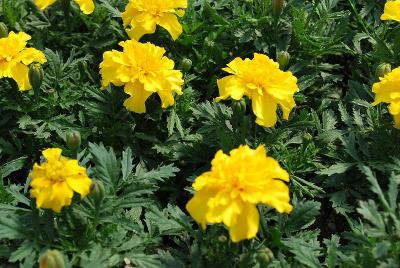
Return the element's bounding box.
[99,40,184,113]
[0,32,46,91]
[30,148,92,213]
[216,53,299,128]
[372,67,400,128]
[186,145,292,242]
[121,0,187,40]
[34,0,95,14]
[381,0,400,22]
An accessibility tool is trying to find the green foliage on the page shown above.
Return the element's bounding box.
[0,0,400,267]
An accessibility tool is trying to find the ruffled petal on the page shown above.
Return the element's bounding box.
[228,202,260,243]
[10,62,31,91]
[123,81,154,113]
[216,76,246,101]
[74,0,95,15]
[251,93,278,127]
[158,13,183,40]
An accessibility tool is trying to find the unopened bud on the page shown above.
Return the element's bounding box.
[179,58,192,72]
[218,235,227,243]
[272,0,285,17]
[277,51,290,69]
[66,130,81,151]
[28,63,44,95]
[376,63,391,78]
[39,250,65,268]
[256,247,274,266]
[90,180,105,204]
[232,99,247,116]
[0,22,8,38]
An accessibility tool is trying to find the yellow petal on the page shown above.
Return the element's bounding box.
[216,76,246,101]
[42,148,62,162]
[66,176,92,198]
[123,81,154,113]
[73,0,95,14]
[33,0,56,10]
[228,202,260,243]
[381,1,400,22]
[251,93,278,127]
[10,62,31,91]
[158,13,183,40]
[15,47,47,65]
[186,188,217,229]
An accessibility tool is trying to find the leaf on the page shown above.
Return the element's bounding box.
[317,162,354,176]
[135,164,179,183]
[89,143,120,191]
[0,157,27,179]
[282,237,322,268]
[9,241,36,263]
[121,147,134,182]
[324,235,340,268]
[284,200,321,232]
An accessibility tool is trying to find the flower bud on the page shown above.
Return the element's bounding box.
[0,22,8,38]
[277,51,290,69]
[376,63,391,78]
[90,180,105,203]
[256,247,274,266]
[28,63,44,95]
[218,235,227,243]
[232,99,247,116]
[272,0,285,17]
[179,58,192,72]
[39,250,65,268]
[66,130,81,151]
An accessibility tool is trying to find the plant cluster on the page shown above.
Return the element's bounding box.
[0,0,400,267]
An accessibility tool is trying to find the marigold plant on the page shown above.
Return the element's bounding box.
[34,0,95,15]
[381,0,400,22]
[121,0,187,40]
[0,31,46,91]
[29,148,92,213]
[186,145,293,242]
[99,40,184,113]
[372,67,400,129]
[216,53,299,128]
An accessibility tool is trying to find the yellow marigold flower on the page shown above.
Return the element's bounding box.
[372,67,400,128]
[381,0,400,22]
[216,53,299,128]
[34,0,95,15]
[121,0,188,40]
[29,148,92,213]
[0,32,46,91]
[186,145,293,243]
[99,40,184,113]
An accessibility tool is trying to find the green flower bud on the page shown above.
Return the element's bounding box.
[90,180,105,204]
[256,247,274,266]
[272,0,285,17]
[29,63,44,96]
[277,51,290,69]
[0,22,8,38]
[218,235,227,243]
[179,58,192,72]
[376,63,391,78]
[39,250,65,268]
[232,99,247,116]
[66,130,81,151]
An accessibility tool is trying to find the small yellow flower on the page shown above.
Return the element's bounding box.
[186,145,292,243]
[121,0,187,40]
[99,40,184,113]
[216,53,299,128]
[33,0,95,15]
[381,0,400,22]
[372,67,400,128]
[29,148,92,213]
[0,32,46,91]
